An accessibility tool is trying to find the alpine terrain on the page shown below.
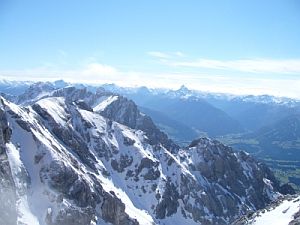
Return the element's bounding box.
[102,84,300,189]
[0,83,297,225]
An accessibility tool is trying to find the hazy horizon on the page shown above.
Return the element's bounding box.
[1,78,300,100]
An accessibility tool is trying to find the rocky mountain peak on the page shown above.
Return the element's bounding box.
[98,94,179,152]
[178,84,190,93]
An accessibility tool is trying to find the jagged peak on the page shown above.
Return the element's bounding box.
[178,84,189,92]
[188,137,222,148]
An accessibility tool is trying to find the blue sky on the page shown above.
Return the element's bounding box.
[1,0,300,97]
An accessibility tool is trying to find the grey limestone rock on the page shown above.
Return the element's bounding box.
[102,191,139,225]
[0,104,17,225]
[99,96,179,152]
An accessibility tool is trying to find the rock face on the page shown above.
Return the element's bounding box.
[101,192,139,225]
[98,95,179,152]
[16,82,57,105]
[290,207,300,225]
[0,103,17,225]
[172,138,281,224]
[0,86,288,225]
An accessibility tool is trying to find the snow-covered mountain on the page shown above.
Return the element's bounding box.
[233,195,300,225]
[0,86,291,225]
[0,79,33,95]
[100,83,300,107]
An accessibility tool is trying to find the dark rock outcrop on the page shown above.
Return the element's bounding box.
[279,183,296,195]
[0,102,17,225]
[102,192,139,225]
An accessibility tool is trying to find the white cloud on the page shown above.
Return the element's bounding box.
[0,63,120,84]
[83,63,118,76]
[147,51,186,59]
[167,58,300,74]
[174,51,186,57]
[147,51,171,59]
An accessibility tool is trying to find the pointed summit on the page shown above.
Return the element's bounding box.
[178,84,189,92]
[166,85,192,98]
[137,86,150,94]
[176,85,191,96]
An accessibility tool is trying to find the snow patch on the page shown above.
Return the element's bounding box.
[6,142,40,225]
[35,97,68,125]
[93,96,118,112]
[250,197,300,225]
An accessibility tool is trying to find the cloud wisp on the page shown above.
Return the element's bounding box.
[147,51,300,74]
[0,63,120,84]
[165,58,300,74]
[147,51,171,59]
[147,51,186,59]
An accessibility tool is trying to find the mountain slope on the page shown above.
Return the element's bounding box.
[249,114,300,144]
[233,196,300,225]
[139,106,199,144]
[220,114,300,161]
[122,93,244,137]
[0,88,286,225]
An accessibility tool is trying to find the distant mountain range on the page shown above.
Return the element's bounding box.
[139,106,199,143]
[102,84,300,137]
[109,85,245,137]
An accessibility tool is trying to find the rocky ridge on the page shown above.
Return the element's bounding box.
[0,85,291,225]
